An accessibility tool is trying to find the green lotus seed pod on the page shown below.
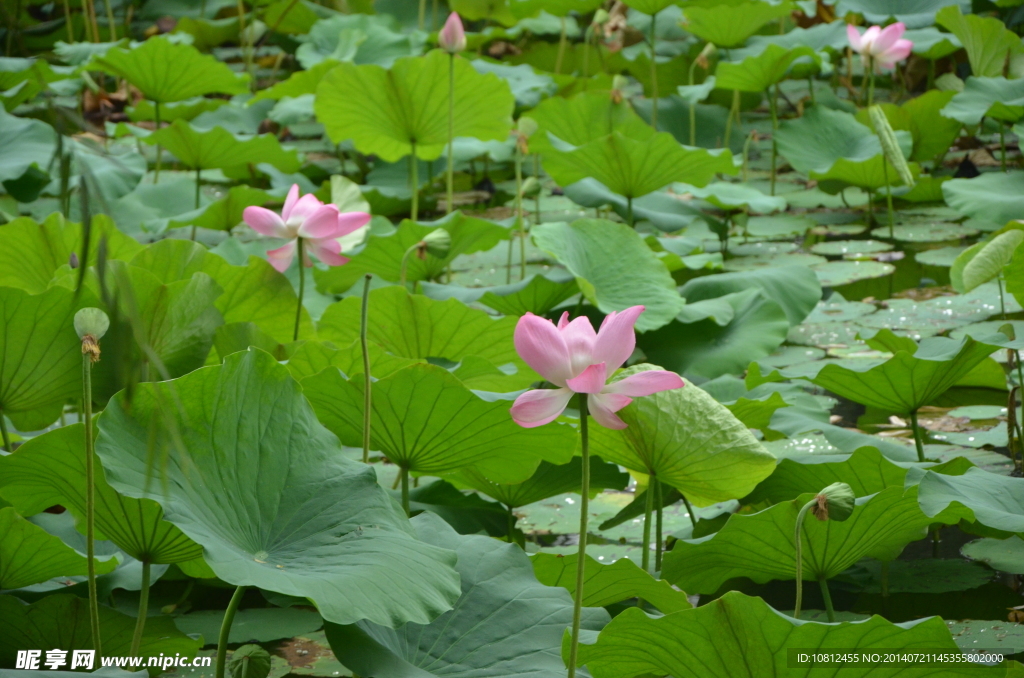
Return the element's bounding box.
[228,645,271,678]
[74,307,110,341]
[811,482,855,522]
[422,228,451,259]
[868,105,915,188]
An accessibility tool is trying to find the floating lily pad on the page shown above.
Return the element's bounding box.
[855,298,979,334]
[871,223,978,242]
[728,241,799,257]
[842,559,993,594]
[916,245,969,267]
[787,321,865,348]
[961,536,1024,575]
[804,300,878,324]
[723,252,827,272]
[932,423,1008,448]
[951,320,1024,343]
[925,444,1014,476]
[175,608,323,645]
[745,214,816,238]
[810,240,894,257]
[761,432,842,458]
[812,260,895,287]
[946,619,1024,656]
[757,346,827,368]
[947,405,1006,420]
[535,543,643,566]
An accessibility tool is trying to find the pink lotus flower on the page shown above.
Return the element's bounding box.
[510,306,684,430]
[243,184,371,273]
[439,12,466,54]
[847,22,913,70]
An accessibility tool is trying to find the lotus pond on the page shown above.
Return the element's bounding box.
[2,0,1024,676]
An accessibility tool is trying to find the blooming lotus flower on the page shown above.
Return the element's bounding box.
[847,22,913,70]
[243,184,371,273]
[439,12,466,54]
[510,306,684,430]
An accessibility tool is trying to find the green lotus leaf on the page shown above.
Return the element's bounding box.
[532,551,692,613]
[837,0,968,28]
[862,90,961,161]
[808,330,1002,413]
[639,288,791,379]
[0,425,203,564]
[0,57,60,110]
[1007,240,1024,308]
[0,594,203,671]
[91,36,250,102]
[142,119,300,173]
[471,59,558,109]
[295,14,425,69]
[315,214,507,293]
[914,467,1024,535]
[449,456,630,508]
[905,26,963,60]
[715,44,819,93]
[325,513,609,678]
[531,220,684,332]
[662,486,958,594]
[472,273,580,316]
[941,77,1024,126]
[587,366,774,506]
[285,340,420,381]
[943,172,1024,228]
[250,60,339,103]
[936,5,1024,78]
[168,185,277,232]
[175,607,324,644]
[402,479,511,538]
[452,0,518,25]
[0,506,116,590]
[575,590,1008,678]
[508,0,603,19]
[730,21,848,61]
[679,265,821,327]
[0,106,56,202]
[172,15,241,50]
[679,182,786,213]
[316,50,515,163]
[96,349,462,627]
[525,91,656,156]
[961,536,1024,574]
[952,229,1024,293]
[682,0,794,48]
[301,363,576,483]
[128,97,228,123]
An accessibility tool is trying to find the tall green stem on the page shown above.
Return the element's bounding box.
[446,54,455,215]
[649,12,658,128]
[409,140,419,221]
[401,466,410,516]
[191,167,201,241]
[867,58,875,108]
[723,90,739,150]
[555,17,568,75]
[417,0,425,30]
[998,275,1008,319]
[215,586,247,678]
[104,0,116,40]
[768,84,779,196]
[1000,123,1007,171]
[153,101,162,183]
[515,142,525,282]
[641,477,654,574]
[83,353,102,657]
[129,561,151,656]
[818,576,835,622]
[566,394,590,678]
[654,478,664,572]
[400,243,417,290]
[792,498,815,619]
[681,492,697,529]
[532,155,541,224]
[882,161,895,239]
[0,410,11,452]
[910,409,926,463]
[626,196,634,227]
[293,239,305,342]
[360,275,372,464]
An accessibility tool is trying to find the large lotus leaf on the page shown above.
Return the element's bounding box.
[943,173,1024,228]
[315,214,507,293]
[531,220,684,332]
[662,486,956,594]
[317,287,532,381]
[941,77,1024,126]
[0,507,116,590]
[1008,240,1024,308]
[251,59,339,102]
[0,213,142,294]
[316,50,515,163]
[587,366,775,506]
[326,514,609,678]
[626,0,681,14]
[716,45,819,93]
[471,59,557,109]
[285,340,420,382]
[167,185,276,232]
[301,363,576,483]
[541,131,736,197]
[452,0,518,25]
[679,182,786,213]
[905,26,963,60]
[95,349,461,627]
[936,5,1024,78]
[0,106,56,202]
[914,468,1024,534]
[450,456,630,508]
[0,425,203,564]
[508,0,603,18]
[142,119,300,172]
[420,273,579,317]
[524,90,654,156]
[0,285,95,431]
[954,229,1024,293]
[639,288,791,380]
[295,14,424,69]
[575,590,1007,678]
[532,552,692,613]
[961,536,1024,574]
[682,0,793,48]
[730,22,848,61]
[679,265,821,327]
[897,90,962,161]
[91,36,249,102]
[0,594,202,668]
[809,332,1002,413]
[837,0,968,28]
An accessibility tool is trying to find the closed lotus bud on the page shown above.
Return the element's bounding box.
[868,105,915,188]
[74,307,110,363]
[592,9,609,25]
[418,228,451,260]
[520,176,541,198]
[810,482,855,522]
[439,12,466,54]
[228,645,271,678]
[69,251,79,269]
[611,75,629,104]
[695,42,717,70]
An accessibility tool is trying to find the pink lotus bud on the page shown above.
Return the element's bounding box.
[439,12,466,54]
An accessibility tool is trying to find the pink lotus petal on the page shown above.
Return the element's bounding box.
[514,313,573,386]
[861,25,881,52]
[243,206,290,238]
[298,204,343,239]
[883,39,913,64]
[281,184,300,221]
[604,370,684,397]
[439,12,466,53]
[593,305,644,372]
[289,193,326,221]
[266,241,297,272]
[308,238,348,267]
[560,316,598,375]
[511,387,573,428]
[336,211,372,237]
[873,22,906,54]
[587,392,632,430]
[846,24,862,51]
[566,362,608,394]
[557,312,570,330]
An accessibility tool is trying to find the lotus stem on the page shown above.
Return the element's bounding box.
[237,0,252,87]
[81,350,102,657]
[360,274,372,465]
[742,130,755,182]
[723,90,739,150]
[129,561,151,656]
[792,498,816,619]
[293,239,304,342]
[1000,123,1007,171]
[566,394,591,678]
[909,409,926,463]
[998,275,1008,319]
[883,161,895,240]
[641,477,654,574]
[807,76,815,105]
[409,140,419,221]
[401,466,410,516]
[687,58,700,145]
[555,17,568,75]
[681,492,696,529]
[931,527,941,558]
[215,586,247,678]
[0,409,11,452]
[446,53,455,216]
[769,84,779,196]
[649,12,658,128]
[515,142,525,282]
[867,58,875,108]
[866,188,874,225]
[192,167,201,241]
[418,0,425,30]
[626,196,634,227]
[654,478,664,572]
[533,155,541,224]
[104,0,116,40]
[84,0,100,42]
[153,101,162,184]
[400,243,417,290]
[62,0,74,42]
[818,576,835,622]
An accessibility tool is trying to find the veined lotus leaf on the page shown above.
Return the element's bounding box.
[251,59,340,103]
[285,340,421,381]
[662,486,960,594]
[325,514,609,678]
[315,50,515,163]
[1007,240,1024,308]
[172,15,241,50]
[837,0,969,28]
[0,594,202,670]
[679,265,821,327]
[167,185,277,232]
[587,366,775,507]
[449,456,629,508]
[716,45,819,93]
[0,425,203,564]
[936,5,1024,78]
[533,551,692,613]
[295,14,425,69]
[174,607,324,644]
[301,363,577,483]
[450,0,518,24]
[531,220,684,332]
[575,590,1008,678]
[678,182,786,213]
[470,59,558,109]
[943,173,1024,228]
[808,330,1002,413]
[913,467,1024,535]
[524,90,655,156]
[941,77,1024,126]
[142,119,300,173]
[961,536,1024,574]
[906,26,962,60]
[625,0,679,14]
[96,349,462,627]
[315,213,508,293]
[0,106,56,202]
[682,0,794,48]
[730,21,848,61]
[472,273,580,316]
[952,228,1024,293]
[509,0,603,19]
[0,506,117,589]
[91,36,250,102]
